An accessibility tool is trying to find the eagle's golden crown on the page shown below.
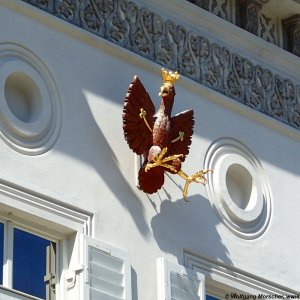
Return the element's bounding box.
[161,68,180,85]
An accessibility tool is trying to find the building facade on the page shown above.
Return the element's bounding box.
[0,0,299,299]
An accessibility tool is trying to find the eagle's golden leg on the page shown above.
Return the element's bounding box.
[145,147,183,173]
[177,169,212,201]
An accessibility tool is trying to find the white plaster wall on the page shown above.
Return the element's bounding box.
[0,1,299,299]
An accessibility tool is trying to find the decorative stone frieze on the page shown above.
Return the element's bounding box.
[187,0,232,22]
[25,0,53,12]
[237,0,278,46]
[188,0,209,10]
[259,13,277,45]
[22,0,300,131]
[240,0,267,35]
[283,14,300,57]
[239,0,269,35]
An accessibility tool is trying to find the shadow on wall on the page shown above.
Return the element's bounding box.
[48,52,230,266]
[150,190,232,266]
[53,88,150,237]
[52,84,231,268]
[52,74,231,264]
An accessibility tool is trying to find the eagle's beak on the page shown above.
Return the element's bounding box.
[159,84,171,97]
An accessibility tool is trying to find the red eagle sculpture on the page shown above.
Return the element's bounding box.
[122,68,210,201]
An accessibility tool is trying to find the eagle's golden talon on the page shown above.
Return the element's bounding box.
[178,169,213,201]
[145,163,155,172]
[145,162,177,173]
[161,154,183,163]
[159,147,168,159]
[145,147,184,172]
[183,181,192,202]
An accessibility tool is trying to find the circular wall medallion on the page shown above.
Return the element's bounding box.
[204,138,272,239]
[0,44,61,155]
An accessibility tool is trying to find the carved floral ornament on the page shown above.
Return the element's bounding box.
[23,0,300,130]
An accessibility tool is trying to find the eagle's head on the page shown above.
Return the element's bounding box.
[159,82,175,98]
[159,68,179,99]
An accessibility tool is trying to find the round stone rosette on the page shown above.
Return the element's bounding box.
[0,43,61,155]
[204,138,272,239]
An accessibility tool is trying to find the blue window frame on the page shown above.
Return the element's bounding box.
[0,221,56,300]
[0,222,3,285]
[207,295,220,300]
[13,228,55,299]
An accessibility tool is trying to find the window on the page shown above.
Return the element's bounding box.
[0,222,3,285]
[0,219,57,300]
[157,257,205,300]
[13,227,56,299]
[207,295,220,300]
[0,180,92,300]
[184,251,297,297]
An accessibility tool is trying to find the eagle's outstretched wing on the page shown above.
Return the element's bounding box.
[122,76,155,155]
[168,109,194,162]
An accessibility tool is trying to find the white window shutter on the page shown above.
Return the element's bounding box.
[157,257,205,300]
[82,236,132,300]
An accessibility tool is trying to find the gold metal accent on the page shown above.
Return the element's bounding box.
[161,68,180,85]
[171,131,184,143]
[145,147,183,173]
[139,107,153,132]
[144,143,212,201]
[177,169,212,201]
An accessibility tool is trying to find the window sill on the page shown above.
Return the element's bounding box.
[0,286,42,300]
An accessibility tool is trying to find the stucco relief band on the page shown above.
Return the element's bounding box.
[22,0,300,131]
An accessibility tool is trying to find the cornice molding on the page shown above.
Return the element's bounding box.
[184,251,300,295]
[21,0,300,131]
[0,178,93,235]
